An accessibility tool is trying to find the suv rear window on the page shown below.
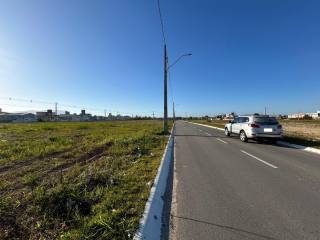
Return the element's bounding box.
[254,117,278,125]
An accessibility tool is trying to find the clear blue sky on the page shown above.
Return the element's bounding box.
[0,0,319,116]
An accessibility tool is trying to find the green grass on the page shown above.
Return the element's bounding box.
[0,120,172,240]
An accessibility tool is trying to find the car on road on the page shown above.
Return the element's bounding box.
[224,115,283,143]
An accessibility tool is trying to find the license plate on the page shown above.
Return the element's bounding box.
[264,128,273,132]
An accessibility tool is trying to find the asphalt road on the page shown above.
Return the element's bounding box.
[169,121,320,240]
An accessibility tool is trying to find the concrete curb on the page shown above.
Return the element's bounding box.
[134,125,175,240]
[188,121,320,156]
[277,141,320,155]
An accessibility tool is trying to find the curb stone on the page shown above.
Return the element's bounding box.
[134,125,175,240]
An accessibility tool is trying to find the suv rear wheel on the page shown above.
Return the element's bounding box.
[225,128,230,136]
[240,131,248,142]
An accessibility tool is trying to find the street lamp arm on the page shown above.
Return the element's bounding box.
[168,53,192,69]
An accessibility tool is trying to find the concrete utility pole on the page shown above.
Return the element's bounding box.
[173,101,175,122]
[55,102,58,115]
[163,46,192,132]
[163,44,168,134]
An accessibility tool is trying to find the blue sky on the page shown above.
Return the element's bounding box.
[0,0,319,116]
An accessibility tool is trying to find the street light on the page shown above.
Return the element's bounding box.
[168,53,192,69]
[163,50,192,134]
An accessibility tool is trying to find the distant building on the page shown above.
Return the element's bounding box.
[107,113,131,121]
[0,108,128,123]
[76,109,91,121]
[56,113,74,121]
[36,109,54,121]
[310,111,320,119]
[288,111,320,119]
[0,113,36,123]
[288,113,304,119]
[223,112,237,120]
[216,114,226,120]
[108,113,116,120]
[95,116,108,121]
[278,114,288,119]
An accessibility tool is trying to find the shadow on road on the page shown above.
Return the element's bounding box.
[171,215,279,240]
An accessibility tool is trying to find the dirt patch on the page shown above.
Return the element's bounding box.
[0,150,68,174]
[49,141,113,173]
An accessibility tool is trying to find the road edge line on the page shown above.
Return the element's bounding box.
[186,121,224,131]
[134,124,175,240]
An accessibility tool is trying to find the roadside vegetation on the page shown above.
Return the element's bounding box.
[279,119,320,148]
[189,119,320,149]
[0,120,172,240]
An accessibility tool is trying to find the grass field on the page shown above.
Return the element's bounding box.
[0,120,172,240]
[190,119,320,149]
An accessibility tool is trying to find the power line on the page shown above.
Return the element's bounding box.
[0,96,163,117]
[156,0,175,118]
[0,96,54,105]
[157,0,166,45]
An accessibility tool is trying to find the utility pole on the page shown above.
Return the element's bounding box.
[265,106,267,115]
[173,101,175,122]
[153,111,155,119]
[55,102,58,115]
[163,44,168,134]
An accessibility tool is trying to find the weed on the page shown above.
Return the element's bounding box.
[21,173,39,190]
[42,126,55,131]
[77,125,90,130]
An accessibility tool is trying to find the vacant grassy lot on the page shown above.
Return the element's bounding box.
[0,120,172,240]
[279,119,320,148]
[190,119,320,149]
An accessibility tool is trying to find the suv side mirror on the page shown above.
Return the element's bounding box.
[229,120,234,124]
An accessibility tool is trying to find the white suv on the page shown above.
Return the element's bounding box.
[224,115,283,143]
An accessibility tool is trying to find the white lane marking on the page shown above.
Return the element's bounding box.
[240,150,278,169]
[216,138,227,144]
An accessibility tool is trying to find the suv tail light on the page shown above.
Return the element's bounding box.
[249,123,260,128]
[277,125,282,129]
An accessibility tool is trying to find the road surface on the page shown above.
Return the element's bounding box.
[169,121,320,240]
